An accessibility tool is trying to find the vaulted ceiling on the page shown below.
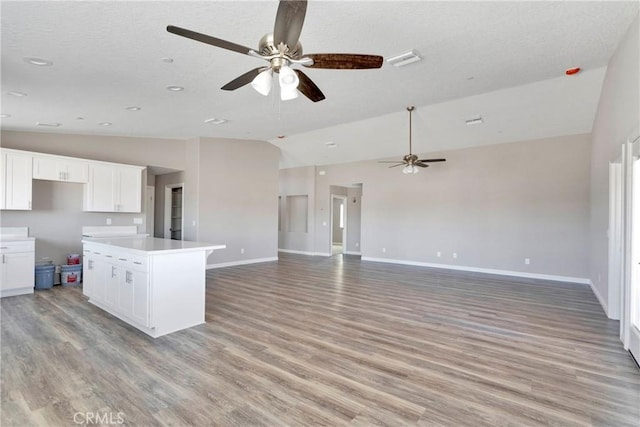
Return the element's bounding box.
[2,1,638,168]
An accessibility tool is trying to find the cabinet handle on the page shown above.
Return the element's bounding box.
[118,258,127,261]
[28,201,31,209]
[111,265,117,278]
[0,246,7,249]
[105,255,113,258]
[88,260,94,270]
[59,171,63,180]
[125,271,132,284]
[133,261,142,265]
[2,254,5,264]
[94,252,101,255]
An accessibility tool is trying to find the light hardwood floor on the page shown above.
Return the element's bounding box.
[1,254,639,426]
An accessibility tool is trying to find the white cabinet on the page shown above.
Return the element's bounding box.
[0,240,35,297]
[1,150,33,210]
[33,155,89,183]
[82,244,149,328]
[84,163,143,213]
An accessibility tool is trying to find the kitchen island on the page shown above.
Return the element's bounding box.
[82,236,225,338]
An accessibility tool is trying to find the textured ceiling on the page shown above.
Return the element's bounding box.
[1,1,638,167]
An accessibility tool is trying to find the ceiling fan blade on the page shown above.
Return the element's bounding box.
[221,68,265,91]
[302,53,384,69]
[378,161,405,163]
[294,70,325,102]
[417,158,447,163]
[389,163,405,168]
[273,0,307,50]
[415,162,430,168]
[167,25,254,56]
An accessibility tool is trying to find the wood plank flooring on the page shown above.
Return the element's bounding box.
[1,253,639,426]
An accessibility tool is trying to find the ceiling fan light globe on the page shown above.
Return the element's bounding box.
[251,69,273,96]
[280,87,299,101]
[279,65,299,89]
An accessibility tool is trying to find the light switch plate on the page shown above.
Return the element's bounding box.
[133,218,143,225]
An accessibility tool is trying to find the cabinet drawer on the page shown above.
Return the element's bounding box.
[0,241,35,253]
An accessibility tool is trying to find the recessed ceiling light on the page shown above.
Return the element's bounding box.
[204,118,227,125]
[166,85,184,91]
[466,76,475,80]
[7,91,27,97]
[0,114,11,118]
[277,135,286,139]
[98,122,112,126]
[465,116,484,126]
[325,142,338,148]
[162,58,174,63]
[76,117,84,120]
[565,67,581,76]
[125,106,141,111]
[36,122,61,127]
[23,57,53,66]
[386,50,422,67]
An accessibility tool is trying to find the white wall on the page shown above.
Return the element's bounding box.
[589,13,640,313]
[280,133,591,281]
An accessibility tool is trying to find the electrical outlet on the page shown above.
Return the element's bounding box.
[452,252,457,259]
[355,242,359,247]
[437,251,441,257]
[524,258,530,265]
[106,218,112,225]
[192,220,196,227]
[133,218,143,225]
[382,247,386,253]
[240,248,245,254]
[322,221,327,226]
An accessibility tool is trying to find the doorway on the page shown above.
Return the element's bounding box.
[164,183,184,240]
[331,195,347,255]
[145,185,155,236]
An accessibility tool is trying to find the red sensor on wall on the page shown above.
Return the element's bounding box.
[565,67,581,76]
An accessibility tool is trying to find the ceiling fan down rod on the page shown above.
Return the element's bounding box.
[408,106,414,156]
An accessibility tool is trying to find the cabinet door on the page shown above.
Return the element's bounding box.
[84,163,116,212]
[63,159,89,183]
[116,167,142,213]
[3,151,32,210]
[118,268,134,317]
[1,252,35,291]
[131,269,149,326]
[103,259,119,308]
[32,156,61,181]
[82,252,93,297]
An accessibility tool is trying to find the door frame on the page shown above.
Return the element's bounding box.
[621,129,640,364]
[608,162,623,320]
[330,194,347,254]
[164,183,184,240]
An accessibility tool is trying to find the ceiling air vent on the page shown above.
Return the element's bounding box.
[386,50,422,67]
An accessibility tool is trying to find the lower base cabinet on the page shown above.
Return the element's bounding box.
[83,244,149,328]
[1,240,35,298]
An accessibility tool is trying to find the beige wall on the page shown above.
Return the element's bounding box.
[197,137,280,265]
[280,133,591,280]
[589,13,640,312]
[278,166,316,253]
[0,131,280,268]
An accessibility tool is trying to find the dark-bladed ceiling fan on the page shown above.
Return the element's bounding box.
[167,0,383,102]
[379,106,446,174]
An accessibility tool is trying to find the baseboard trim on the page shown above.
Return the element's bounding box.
[207,257,278,269]
[587,279,609,315]
[278,249,315,256]
[361,257,590,285]
[278,249,332,257]
[344,251,362,256]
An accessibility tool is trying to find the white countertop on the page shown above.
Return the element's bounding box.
[0,227,35,242]
[82,236,225,255]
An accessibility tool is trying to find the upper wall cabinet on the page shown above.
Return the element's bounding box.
[1,149,33,210]
[84,163,144,213]
[33,155,89,183]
